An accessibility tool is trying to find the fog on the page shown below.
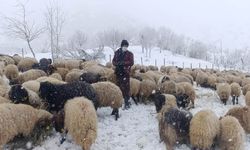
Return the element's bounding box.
[0,0,250,52]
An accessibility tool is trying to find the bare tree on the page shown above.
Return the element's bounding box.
[62,30,105,61]
[156,27,168,53]
[188,41,208,59]
[139,27,157,57]
[3,2,45,58]
[62,30,88,59]
[45,1,65,61]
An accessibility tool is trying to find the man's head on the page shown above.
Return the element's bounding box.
[121,40,129,51]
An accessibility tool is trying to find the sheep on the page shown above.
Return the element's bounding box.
[219,116,245,150]
[11,69,47,85]
[157,75,171,86]
[245,91,250,107]
[0,55,15,65]
[150,91,177,113]
[226,75,242,86]
[22,80,41,93]
[36,76,66,85]
[139,79,157,103]
[17,57,38,72]
[8,84,43,108]
[190,109,220,150]
[242,84,250,95]
[53,59,66,68]
[130,78,141,105]
[161,107,192,150]
[133,72,155,82]
[65,59,83,70]
[155,93,192,150]
[242,78,250,87]
[32,58,52,74]
[0,103,52,148]
[159,80,176,95]
[79,72,102,84]
[217,76,226,84]
[4,64,19,81]
[172,75,193,85]
[195,70,208,87]
[0,62,4,76]
[64,97,97,150]
[12,54,22,65]
[176,82,196,109]
[49,73,63,81]
[0,85,10,98]
[39,81,98,112]
[105,62,113,68]
[0,96,10,104]
[225,106,250,133]
[230,82,241,105]
[217,83,231,105]
[207,74,217,89]
[91,81,123,120]
[50,67,69,81]
[65,69,85,83]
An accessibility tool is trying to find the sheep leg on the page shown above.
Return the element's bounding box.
[111,108,119,120]
[60,130,68,144]
[236,96,239,104]
[132,96,138,105]
[166,143,174,150]
[232,96,236,105]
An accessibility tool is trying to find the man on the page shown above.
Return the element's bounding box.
[112,40,134,109]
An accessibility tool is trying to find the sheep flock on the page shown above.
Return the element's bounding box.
[1,54,250,149]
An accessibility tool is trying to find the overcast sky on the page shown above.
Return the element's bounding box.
[0,0,250,52]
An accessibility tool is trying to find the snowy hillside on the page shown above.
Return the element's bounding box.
[2,46,213,69]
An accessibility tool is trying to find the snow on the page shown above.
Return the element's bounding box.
[28,84,250,150]
[3,47,249,149]
[1,46,213,69]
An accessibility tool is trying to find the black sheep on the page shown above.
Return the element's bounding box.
[39,81,98,112]
[150,91,166,113]
[32,58,52,74]
[165,107,193,135]
[79,72,102,84]
[8,84,29,104]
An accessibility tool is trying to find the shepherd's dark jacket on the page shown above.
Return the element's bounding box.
[112,48,134,99]
[112,48,134,76]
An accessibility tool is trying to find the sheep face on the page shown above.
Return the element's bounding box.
[47,65,57,75]
[39,81,54,100]
[9,85,29,104]
[150,92,166,113]
[165,108,192,134]
[52,110,65,132]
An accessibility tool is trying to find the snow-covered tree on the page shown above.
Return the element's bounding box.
[139,27,157,57]
[188,41,208,59]
[62,30,104,61]
[45,1,65,61]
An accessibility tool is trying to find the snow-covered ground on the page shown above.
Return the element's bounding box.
[1,46,213,69]
[27,85,250,150]
[2,47,248,149]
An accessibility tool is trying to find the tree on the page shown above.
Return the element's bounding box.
[62,30,105,61]
[3,2,45,58]
[188,41,208,59]
[45,1,65,61]
[139,27,157,57]
[156,27,168,53]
